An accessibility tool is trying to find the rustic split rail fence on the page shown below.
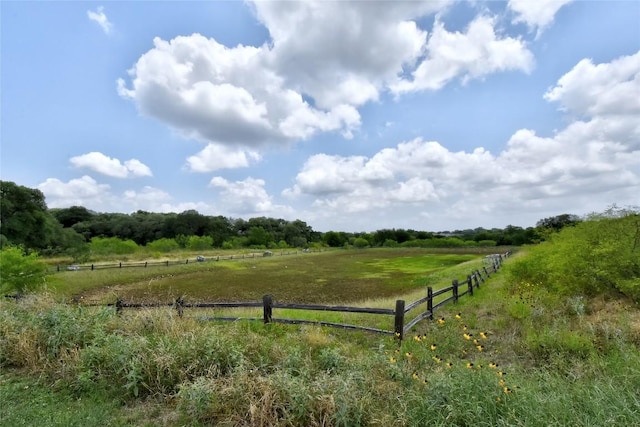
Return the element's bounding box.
[54,249,317,272]
[87,252,509,340]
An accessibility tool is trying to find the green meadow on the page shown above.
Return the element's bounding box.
[2,245,639,426]
[48,248,484,304]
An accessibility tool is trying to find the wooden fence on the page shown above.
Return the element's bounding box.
[89,252,509,340]
[55,249,316,272]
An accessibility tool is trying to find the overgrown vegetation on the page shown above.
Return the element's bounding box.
[2,204,639,425]
[509,206,640,301]
[2,244,639,425]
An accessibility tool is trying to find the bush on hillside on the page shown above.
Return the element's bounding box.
[509,206,640,301]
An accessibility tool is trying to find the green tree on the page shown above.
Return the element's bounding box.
[536,213,581,232]
[50,205,94,228]
[323,231,347,247]
[353,237,369,248]
[0,246,48,294]
[247,226,271,248]
[0,181,51,249]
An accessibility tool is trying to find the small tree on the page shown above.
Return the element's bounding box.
[0,246,48,294]
[353,237,369,249]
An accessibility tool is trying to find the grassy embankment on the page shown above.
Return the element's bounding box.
[2,248,639,426]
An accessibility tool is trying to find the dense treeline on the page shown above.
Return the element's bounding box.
[2,180,570,259]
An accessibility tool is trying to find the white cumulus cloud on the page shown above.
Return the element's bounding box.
[38,176,111,208]
[186,143,262,172]
[70,152,152,178]
[391,16,534,94]
[210,176,290,216]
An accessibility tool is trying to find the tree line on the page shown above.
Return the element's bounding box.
[1,180,578,260]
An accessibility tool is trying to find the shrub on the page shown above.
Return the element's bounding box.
[145,238,180,253]
[0,246,48,294]
[89,237,139,256]
[509,207,640,300]
[185,235,213,251]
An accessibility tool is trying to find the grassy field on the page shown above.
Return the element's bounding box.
[47,248,487,304]
[2,248,638,426]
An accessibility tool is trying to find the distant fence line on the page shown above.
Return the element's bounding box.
[68,252,509,340]
[54,249,318,272]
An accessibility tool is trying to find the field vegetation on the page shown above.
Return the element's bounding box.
[1,207,638,426]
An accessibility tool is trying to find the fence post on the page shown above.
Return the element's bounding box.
[452,280,459,303]
[145,261,148,268]
[394,300,405,340]
[175,296,184,318]
[57,265,60,272]
[186,259,189,264]
[467,275,473,296]
[166,260,169,267]
[91,264,94,271]
[116,298,123,315]
[263,294,273,324]
[119,262,122,268]
[483,266,490,277]
[427,287,434,320]
[475,271,481,287]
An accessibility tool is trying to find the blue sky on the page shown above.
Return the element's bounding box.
[1,1,639,232]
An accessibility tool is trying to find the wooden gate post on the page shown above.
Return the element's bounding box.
[467,275,473,296]
[394,300,405,340]
[452,280,459,303]
[263,294,273,324]
[427,287,434,320]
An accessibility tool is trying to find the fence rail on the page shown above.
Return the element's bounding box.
[12,252,509,340]
[53,249,318,272]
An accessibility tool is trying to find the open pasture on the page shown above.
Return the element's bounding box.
[54,249,485,304]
